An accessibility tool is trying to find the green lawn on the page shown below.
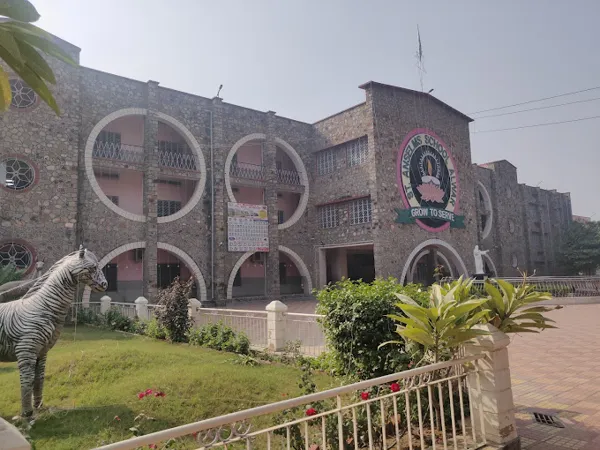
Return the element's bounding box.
[0,327,330,450]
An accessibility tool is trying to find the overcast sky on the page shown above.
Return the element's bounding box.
[33,0,600,217]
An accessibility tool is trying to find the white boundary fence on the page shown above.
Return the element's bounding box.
[94,324,520,450]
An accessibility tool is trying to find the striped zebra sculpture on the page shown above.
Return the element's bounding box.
[0,246,107,417]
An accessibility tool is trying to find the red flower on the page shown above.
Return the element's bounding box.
[154,391,165,397]
[138,392,145,399]
[390,383,400,393]
[114,415,121,421]
[148,445,157,449]
[192,432,198,439]
[360,392,370,401]
[306,408,317,416]
[145,389,153,395]
[408,362,413,369]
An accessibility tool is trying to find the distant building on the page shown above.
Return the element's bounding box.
[0,33,575,306]
[573,215,592,223]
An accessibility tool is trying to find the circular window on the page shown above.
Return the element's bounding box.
[509,220,515,233]
[0,158,35,191]
[9,79,37,109]
[0,242,33,271]
[511,254,518,268]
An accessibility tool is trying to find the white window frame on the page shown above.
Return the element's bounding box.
[319,204,339,229]
[157,199,182,217]
[349,197,372,225]
[347,137,368,167]
[317,149,336,175]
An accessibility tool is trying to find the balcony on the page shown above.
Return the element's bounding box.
[230,162,265,181]
[158,149,197,171]
[93,141,144,165]
[277,167,301,185]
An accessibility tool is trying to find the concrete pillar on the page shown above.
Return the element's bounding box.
[188,298,201,326]
[266,300,287,351]
[143,80,160,302]
[100,295,112,314]
[134,296,149,321]
[464,324,520,449]
[318,248,327,288]
[0,418,30,449]
[265,112,280,299]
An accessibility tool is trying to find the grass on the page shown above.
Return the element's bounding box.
[0,326,331,450]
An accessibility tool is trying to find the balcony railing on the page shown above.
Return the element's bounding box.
[230,162,265,181]
[92,141,144,165]
[276,167,301,185]
[158,150,197,171]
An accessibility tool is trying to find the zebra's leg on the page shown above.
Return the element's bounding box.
[16,351,37,417]
[33,354,48,409]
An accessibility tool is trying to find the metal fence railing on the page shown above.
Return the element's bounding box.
[276,167,302,185]
[230,162,265,181]
[284,312,326,357]
[92,141,145,164]
[195,308,269,349]
[458,276,600,298]
[111,302,138,319]
[158,149,198,171]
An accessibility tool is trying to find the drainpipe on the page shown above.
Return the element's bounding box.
[209,110,215,302]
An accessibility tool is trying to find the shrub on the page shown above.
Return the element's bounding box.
[75,308,103,326]
[154,277,193,343]
[104,307,134,332]
[144,318,168,340]
[188,322,250,355]
[316,277,428,380]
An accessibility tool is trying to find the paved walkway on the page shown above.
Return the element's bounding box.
[509,305,600,449]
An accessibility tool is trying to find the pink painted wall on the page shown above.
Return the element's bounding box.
[108,249,192,281]
[234,186,264,204]
[156,179,196,204]
[104,116,144,146]
[157,249,191,279]
[239,256,265,278]
[236,142,263,165]
[96,168,143,215]
[158,122,184,143]
[277,192,300,220]
[280,253,300,276]
[275,147,296,171]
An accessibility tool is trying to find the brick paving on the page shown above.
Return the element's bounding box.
[509,305,600,449]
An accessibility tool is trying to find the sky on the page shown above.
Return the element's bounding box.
[32,0,600,217]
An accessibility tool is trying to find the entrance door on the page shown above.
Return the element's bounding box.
[347,253,375,283]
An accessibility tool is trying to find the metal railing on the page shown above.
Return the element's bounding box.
[284,312,326,357]
[230,162,265,181]
[277,167,302,185]
[66,302,102,323]
[92,141,145,164]
[195,308,268,348]
[94,356,485,450]
[158,149,198,171]
[111,302,138,319]
[460,276,600,298]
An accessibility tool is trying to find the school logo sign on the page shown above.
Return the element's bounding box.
[395,128,464,232]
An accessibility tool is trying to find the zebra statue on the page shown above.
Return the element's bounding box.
[0,246,107,417]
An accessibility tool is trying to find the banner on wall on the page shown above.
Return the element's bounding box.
[227,202,269,252]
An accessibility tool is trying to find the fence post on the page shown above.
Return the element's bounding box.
[266,300,288,351]
[188,298,201,326]
[100,295,112,314]
[134,296,149,321]
[464,324,519,449]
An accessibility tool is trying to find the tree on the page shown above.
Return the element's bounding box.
[0,0,76,114]
[560,221,600,275]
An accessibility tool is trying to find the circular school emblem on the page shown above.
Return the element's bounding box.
[396,129,463,232]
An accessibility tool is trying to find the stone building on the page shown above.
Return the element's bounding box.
[0,35,573,306]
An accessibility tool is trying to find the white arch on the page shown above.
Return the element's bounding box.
[409,249,455,282]
[82,241,207,303]
[223,133,309,230]
[226,246,313,299]
[401,239,469,284]
[476,181,493,240]
[84,108,206,223]
[483,253,498,277]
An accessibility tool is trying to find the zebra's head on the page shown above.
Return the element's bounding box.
[71,246,108,292]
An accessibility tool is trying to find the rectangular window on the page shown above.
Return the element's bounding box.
[349,197,372,225]
[317,149,336,175]
[157,200,182,217]
[278,210,285,224]
[158,140,188,154]
[97,130,121,145]
[157,263,181,289]
[319,204,339,229]
[102,263,118,292]
[347,137,368,167]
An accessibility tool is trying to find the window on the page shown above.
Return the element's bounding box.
[157,200,182,217]
[102,263,118,292]
[349,197,372,225]
[97,130,121,145]
[108,196,119,206]
[277,210,285,224]
[0,242,33,270]
[317,149,336,175]
[319,204,339,229]
[9,79,37,109]
[94,171,120,180]
[0,158,35,191]
[347,137,368,166]
[158,140,188,154]
[94,131,122,159]
[249,253,265,264]
[157,263,181,289]
[233,270,242,286]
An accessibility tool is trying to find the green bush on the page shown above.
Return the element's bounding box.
[316,277,428,380]
[104,307,134,332]
[144,318,168,340]
[74,308,103,326]
[188,322,250,355]
[154,278,193,343]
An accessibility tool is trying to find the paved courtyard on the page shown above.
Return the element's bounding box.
[509,305,600,449]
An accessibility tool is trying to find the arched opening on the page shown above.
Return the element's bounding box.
[231,252,266,298]
[477,182,493,239]
[483,253,498,277]
[401,240,468,286]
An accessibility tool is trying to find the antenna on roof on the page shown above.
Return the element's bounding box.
[216,84,223,98]
[415,25,426,92]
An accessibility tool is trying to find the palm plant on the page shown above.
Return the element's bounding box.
[1,0,77,114]
[0,263,24,286]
